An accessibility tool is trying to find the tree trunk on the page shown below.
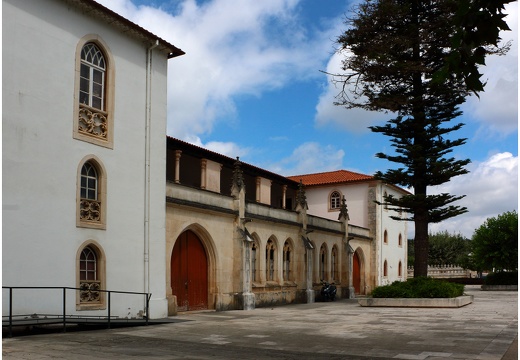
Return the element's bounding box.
[414,215,429,277]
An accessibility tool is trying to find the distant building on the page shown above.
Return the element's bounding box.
[288,170,409,293]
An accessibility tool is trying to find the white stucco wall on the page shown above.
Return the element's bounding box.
[3,0,169,318]
[378,184,408,285]
[305,183,370,227]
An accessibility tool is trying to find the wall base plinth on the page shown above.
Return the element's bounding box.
[306,289,315,303]
[241,292,256,310]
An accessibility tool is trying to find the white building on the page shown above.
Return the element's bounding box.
[288,170,409,293]
[3,0,184,319]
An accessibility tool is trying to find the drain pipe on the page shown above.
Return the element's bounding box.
[144,40,159,307]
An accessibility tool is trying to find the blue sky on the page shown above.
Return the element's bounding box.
[99,0,518,237]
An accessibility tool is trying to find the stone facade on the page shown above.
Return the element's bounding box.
[164,138,372,313]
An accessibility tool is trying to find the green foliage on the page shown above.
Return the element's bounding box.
[471,211,518,272]
[438,0,513,94]
[372,277,464,298]
[484,272,518,286]
[428,231,471,266]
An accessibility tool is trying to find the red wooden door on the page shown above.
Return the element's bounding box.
[353,252,361,294]
[171,230,208,311]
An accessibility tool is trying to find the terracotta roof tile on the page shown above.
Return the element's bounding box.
[287,170,374,186]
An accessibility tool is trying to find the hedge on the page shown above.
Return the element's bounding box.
[372,277,464,298]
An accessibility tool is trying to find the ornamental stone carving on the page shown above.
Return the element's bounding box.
[80,281,101,303]
[80,199,101,222]
[78,104,108,140]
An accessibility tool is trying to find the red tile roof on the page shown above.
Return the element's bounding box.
[287,170,374,186]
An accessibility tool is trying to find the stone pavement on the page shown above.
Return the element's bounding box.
[2,285,517,359]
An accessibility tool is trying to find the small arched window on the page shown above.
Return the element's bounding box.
[331,246,339,281]
[398,261,402,277]
[77,156,106,229]
[77,242,106,309]
[74,36,114,148]
[330,191,341,210]
[319,244,327,280]
[384,230,388,244]
[398,233,403,247]
[80,43,106,110]
[283,241,291,281]
[266,239,276,281]
[80,246,98,281]
[251,242,258,282]
[81,162,98,201]
[383,260,388,277]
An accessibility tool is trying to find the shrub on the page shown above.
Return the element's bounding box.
[484,272,518,285]
[372,277,464,298]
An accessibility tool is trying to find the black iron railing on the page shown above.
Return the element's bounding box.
[2,286,151,338]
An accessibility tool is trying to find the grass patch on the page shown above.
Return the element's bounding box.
[372,277,464,298]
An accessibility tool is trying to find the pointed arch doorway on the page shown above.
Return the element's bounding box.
[171,230,208,311]
[353,251,362,295]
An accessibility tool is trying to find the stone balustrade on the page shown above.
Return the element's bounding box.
[407,265,471,278]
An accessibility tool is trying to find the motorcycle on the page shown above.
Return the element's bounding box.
[320,280,337,301]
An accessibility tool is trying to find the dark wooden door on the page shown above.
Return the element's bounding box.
[171,230,208,311]
[353,252,361,294]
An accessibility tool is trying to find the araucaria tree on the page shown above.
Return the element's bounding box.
[334,0,510,277]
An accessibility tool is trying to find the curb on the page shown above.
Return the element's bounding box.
[358,295,473,308]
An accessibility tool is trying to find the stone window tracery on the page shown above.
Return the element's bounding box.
[331,245,338,281]
[266,239,276,281]
[283,241,292,281]
[319,244,327,281]
[251,242,257,282]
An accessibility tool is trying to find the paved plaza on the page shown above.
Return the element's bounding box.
[2,285,517,359]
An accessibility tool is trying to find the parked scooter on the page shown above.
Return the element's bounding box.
[320,280,337,301]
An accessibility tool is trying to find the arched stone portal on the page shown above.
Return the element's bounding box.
[171,230,208,311]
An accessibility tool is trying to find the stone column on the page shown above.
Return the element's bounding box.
[339,195,355,298]
[174,150,182,184]
[232,157,255,310]
[282,185,287,209]
[200,159,207,189]
[295,180,314,303]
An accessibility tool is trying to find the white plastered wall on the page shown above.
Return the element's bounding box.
[3,0,168,318]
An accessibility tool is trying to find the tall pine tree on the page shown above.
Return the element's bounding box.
[334,0,510,277]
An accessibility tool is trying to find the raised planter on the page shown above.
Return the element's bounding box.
[481,285,518,291]
[358,295,473,308]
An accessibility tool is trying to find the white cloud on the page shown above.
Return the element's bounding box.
[315,2,518,136]
[462,2,518,136]
[427,152,518,238]
[268,142,345,176]
[182,135,250,158]
[314,51,390,132]
[96,0,343,140]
